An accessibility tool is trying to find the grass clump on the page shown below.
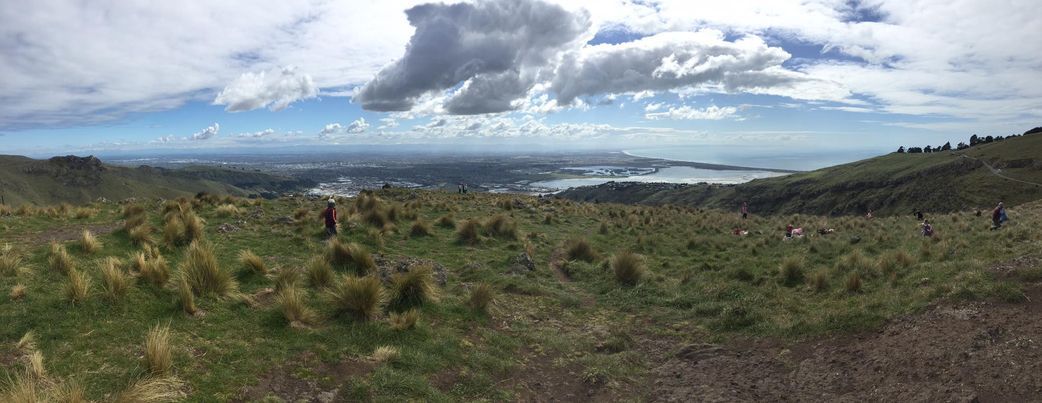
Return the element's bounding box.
[48,243,75,274]
[276,287,317,327]
[325,239,376,275]
[180,240,237,297]
[274,268,301,292]
[389,264,440,310]
[327,275,385,321]
[176,274,197,316]
[483,214,518,239]
[129,225,154,246]
[238,250,267,275]
[565,238,598,263]
[306,256,335,289]
[779,256,804,286]
[140,254,171,287]
[409,219,432,237]
[610,251,645,287]
[845,271,863,293]
[388,309,419,331]
[456,219,482,245]
[63,268,90,304]
[79,230,101,254]
[436,215,456,229]
[0,249,21,276]
[809,269,829,292]
[114,376,186,403]
[370,346,400,364]
[215,204,242,217]
[144,323,172,376]
[100,257,131,302]
[10,284,26,300]
[467,283,495,313]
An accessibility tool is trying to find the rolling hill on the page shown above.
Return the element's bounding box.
[0,155,313,206]
[560,130,1042,216]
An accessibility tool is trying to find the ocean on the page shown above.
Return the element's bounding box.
[624,145,888,171]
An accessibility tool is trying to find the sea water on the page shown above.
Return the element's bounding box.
[624,145,886,171]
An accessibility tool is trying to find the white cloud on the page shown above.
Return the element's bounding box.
[345,117,370,133]
[645,105,739,120]
[318,118,369,138]
[214,66,318,112]
[377,117,399,130]
[236,128,276,138]
[190,123,220,141]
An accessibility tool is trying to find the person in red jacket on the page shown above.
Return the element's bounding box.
[321,198,338,238]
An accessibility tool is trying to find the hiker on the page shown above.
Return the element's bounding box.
[866,209,873,219]
[921,219,934,237]
[320,198,337,238]
[740,201,749,219]
[913,209,924,221]
[463,183,468,194]
[457,183,463,194]
[991,201,1008,229]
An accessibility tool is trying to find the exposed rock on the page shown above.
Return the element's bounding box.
[217,223,241,233]
[509,252,536,273]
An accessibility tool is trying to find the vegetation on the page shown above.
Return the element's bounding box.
[1,189,1040,400]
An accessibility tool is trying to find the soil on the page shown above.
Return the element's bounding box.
[234,351,375,403]
[650,287,1042,402]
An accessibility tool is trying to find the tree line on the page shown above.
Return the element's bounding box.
[897,126,1041,154]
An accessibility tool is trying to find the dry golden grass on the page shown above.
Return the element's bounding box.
[101,257,132,302]
[779,256,805,286]
[113,376,186,403]
[467,283,495,313]
[145,323,172,376]
[565,238,598,263]
[370,346,400,364]
[388,309,419,331]
[141,254,171,287]
[456,219,482,245]
[63,268,90,304]
[17,331,36,353]
[274,268,301,292]
[215,204,242,217]
[327,275,385,321]
[306,256,334,289]
[176,274,197,316]
[483,214,518,239]
[48,243,75,274]
[129,225,154,246]
[10,284,26,301]
[324,239,376,275]
[809,269,829,292]
[390,264,440,309]
[238,250,267,275]
[435,214,456,229]
[275,286,317,326]
[0,250,21,276]
[409,219,432,237]
[27,350,46,378]
[180,240,237,297]
[845,271,863,293]
[611,251,645,287]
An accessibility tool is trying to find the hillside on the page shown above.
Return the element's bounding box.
[0,155,313,206]
[1,190,1041,400]
[560,131,1042,216]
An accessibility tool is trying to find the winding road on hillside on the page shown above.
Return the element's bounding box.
[958,153,1042,187]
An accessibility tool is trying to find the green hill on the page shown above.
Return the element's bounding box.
[0,155,313,206]
[561,131,1042,216]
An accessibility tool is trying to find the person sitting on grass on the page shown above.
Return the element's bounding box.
[921,219,934,237]
[321,198,338,238]
[785,224,804,239]
[732,227,748,236]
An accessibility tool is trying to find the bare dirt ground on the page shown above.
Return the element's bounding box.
[651,259,1042,402]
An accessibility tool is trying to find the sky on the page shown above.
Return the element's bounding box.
[1,0,1040,156]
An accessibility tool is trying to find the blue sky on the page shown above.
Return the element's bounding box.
[2,0,1039,156]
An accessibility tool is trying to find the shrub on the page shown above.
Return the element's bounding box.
[145,323,172,376]
[306,256,334,289]
[390,264,440,309]
[238,250,267,275]
[129,225,154,246]
[276,287,317,326]
[388,309,420,331]
[327,275,385,321]
[180,240,236,297]
[611,251,645,287]
[565,238,598,263]
[101,257,131,302]
[78,230,101,256]
[467,283,495,313]
[49,244,75,274]
[63,268,90,304]
[176,274,197,315]
[409,220,432,237]
[483,214,518,239]
[215,204,242,217]
[436,215,456,229]
[456,219,482,245]
[779,256,804,286]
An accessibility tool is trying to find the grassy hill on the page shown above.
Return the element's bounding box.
[560,132,1042,216]
[1,190,1040,400]
[0,155,312,206]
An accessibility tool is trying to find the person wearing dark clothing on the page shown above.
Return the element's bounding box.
[740,201,749,219]
[321,198,338,238]
[914,209,924,221]
[992,202,1007,229]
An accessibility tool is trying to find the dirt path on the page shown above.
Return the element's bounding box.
[651,259,1042,402]
[959,153,1042,187]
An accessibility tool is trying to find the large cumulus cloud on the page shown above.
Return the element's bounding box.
[354,0,591,114]
[214,66,318,112]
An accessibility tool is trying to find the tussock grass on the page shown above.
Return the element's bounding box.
[0,250,21,276]
[129,225,154,246]
[306,256,334,289]
[180,240,237,297]
[779,256,804,286]
[215,204,242,217]
[611,251,645,287]
[48,243,75,274]
[809,269,829,292]
[467,283,495,313]
[456,219,482,245]
[114,376,186,403]
[18,331,36,353]
[238,250,267,275]
[565,238,598,263]
[123,204,146,218]
[483,214,518,239]
[390,264,440,310]
[140,254,171,287]
[124,214,148,233]
[845,271,863,293]
[274,268,301,292]
[276,286,317,326]
[73,207,97,219]
[324,239,376,275]
[435,215,456,229]
[63,268,90,304]
[163,209,205,246]
[27,350,46,379]
[409,220,432,237]
[100,257,131,302]
[145,323,172,376]
[370,346,400,364]
[388,309,419,331]
[176,274,197,315]
[10,284,26,300]
[327,275,385,321]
